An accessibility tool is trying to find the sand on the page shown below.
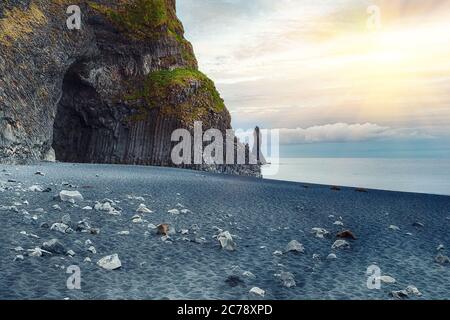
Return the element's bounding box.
[0,162,449,300]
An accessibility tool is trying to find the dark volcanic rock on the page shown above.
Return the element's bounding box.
[0,0,260,177]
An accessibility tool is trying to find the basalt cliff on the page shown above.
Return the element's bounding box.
[0,0,261,176]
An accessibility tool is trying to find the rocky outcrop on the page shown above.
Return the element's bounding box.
[0,0,260,176]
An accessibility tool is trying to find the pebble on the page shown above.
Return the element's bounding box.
[59,190,84,203]
[136,204,153,214]
[285,240,305,253]
[97,254,122,270]
[332,239,350,250]
[249,287,265,297]
[217,231,236,251]
[311,227,329,239]
[389,225,400,231]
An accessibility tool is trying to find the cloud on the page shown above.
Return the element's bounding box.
[277,123,433,144]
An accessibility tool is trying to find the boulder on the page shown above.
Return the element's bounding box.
[336,230,357,240]
[42,239,66,255]
[97,254,122,270]
[332,240,350,250]
[249,287,265,297]
[217,231,236,251]
[59,190,84,203]
[285,240,304,253]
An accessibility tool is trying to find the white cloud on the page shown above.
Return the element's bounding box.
[277,123,432,144]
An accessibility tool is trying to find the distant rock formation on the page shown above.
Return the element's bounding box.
[0,0,260,177]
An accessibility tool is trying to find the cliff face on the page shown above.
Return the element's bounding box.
[0,0,260,176]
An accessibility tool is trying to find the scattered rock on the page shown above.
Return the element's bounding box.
[84,257,92,263]
[27,247,51,257]
[378,275,396,284]
[332,240,350,250]
[59,190,84,203]
[249,287,265,297]
[336,230,357,240]
[97,254,122,270]
[217,231,236,251]
[390,290,409,299]
[42,239,66,255]
[88,246,97,254]
[273,250,283,256]
[435,254,450,265]
[29,185,44,192]
[311,228,329,239]
[285,240,304,253]
[52,204,62,211]
[167,209,180,215]
[406,285,422,296]
[136,204,153,214]
[437,244,445,251]
[14,255,24,261]
[279,271,296,288]
[131,215,144,223]
[50,223,73,234]
[412,222,425,228]
[333,221,344,226]
[67,250,76,257]
[243,271,256,279]
[157,224,170,236]
[94,200,121,215]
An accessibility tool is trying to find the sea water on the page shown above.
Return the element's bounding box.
[262,158,450,196]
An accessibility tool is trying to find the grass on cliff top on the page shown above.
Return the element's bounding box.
[89,0,182,39]
[0,3,47,47]
[128,68,225,117]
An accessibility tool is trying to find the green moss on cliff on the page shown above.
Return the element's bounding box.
[126,68,225,122]
[89,0,196,66]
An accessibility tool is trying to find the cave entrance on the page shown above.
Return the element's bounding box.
[52,62,100,163]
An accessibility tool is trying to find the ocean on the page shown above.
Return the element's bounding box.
[262,158,450,196]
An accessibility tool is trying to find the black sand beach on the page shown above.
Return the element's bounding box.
[0,163,449,300]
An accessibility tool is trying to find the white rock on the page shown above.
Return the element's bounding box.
[84,257,92,263]
[29,185,43,192]
[85,239,93,246]
[87,246,97,254]
[14,255,24,261]
[327,253,338,260]
[67,250,76,257]
[311,227,330,239]
[50,223,72,234]
[136,204,153,214]
[97,254,122,270]
[167,208,180,215]
[82,206,93,210]
[249,287,265,297]
[94,201,121,215]
[117,231,130,235]
[378,275,396,284]
[243,271,256,279]
[312,254,321,260]
[59,190,83,203]
[437,244,445,251]
[180,229,189,235]
[52,204,62,211]
[180,209,192,214]
[332,239,350,250]
[273,250,283,256]
[131,215,143,223]
[285,240,305,253]
[389,225,400,231]
[333,221,344,226]
[406,285,422,296]
[217,231,236,251]
[279,271,296,288]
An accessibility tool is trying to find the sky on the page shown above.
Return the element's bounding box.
[177,0,450,156]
